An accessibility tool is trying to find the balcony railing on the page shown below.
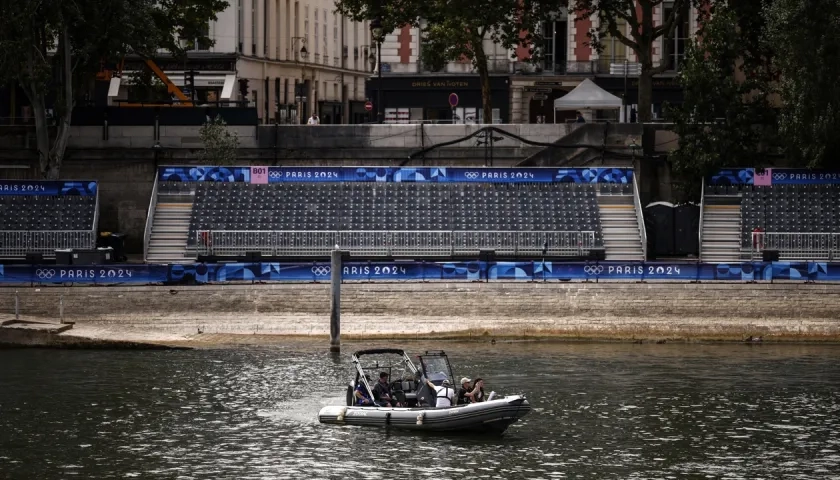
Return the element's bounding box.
[196,230,597,258]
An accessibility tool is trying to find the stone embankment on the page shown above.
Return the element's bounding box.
[1,282,839,347]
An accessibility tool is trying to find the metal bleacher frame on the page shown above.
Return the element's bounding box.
[195,229,597,258]
[187,180,604,260]
[0,188,99,260]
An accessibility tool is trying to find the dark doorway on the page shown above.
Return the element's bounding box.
[529,89,576,124]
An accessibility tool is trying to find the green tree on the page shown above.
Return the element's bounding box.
[199,115,239,165]
[570,0,707,122]
[336,0,544,124]
[667,1,778,199]
[765,0,840,169]
[0,0,227,179]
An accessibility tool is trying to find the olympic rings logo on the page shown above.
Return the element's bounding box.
[583,265,603,275]
[268,171,282,178]
[464,172,479,179]
[312,266,331,276]
[36,269,55,279]
[773,173,787,180]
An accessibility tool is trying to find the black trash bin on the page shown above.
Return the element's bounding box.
[98,232,127,262]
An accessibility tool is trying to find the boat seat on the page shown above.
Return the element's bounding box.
[400,379,417,392]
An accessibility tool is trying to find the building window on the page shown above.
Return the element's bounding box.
[334,14,339,67]
[304,6,309,50]
[237,0,243,52]
[251,0,257,54]
[323,10,328,64]
[315,8,319,62]
[600,18,627,73]
[663,1,690,71]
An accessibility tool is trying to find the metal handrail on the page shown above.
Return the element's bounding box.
[632,175,647,260]
[92,186,101,240]
[143,170,159,262]
[195,229,596,257]
[750,232,839,261]
[0,230,96,257]
[698,182,705,262]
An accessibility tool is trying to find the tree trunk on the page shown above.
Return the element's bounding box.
[637,69,653,123]
[45,26,75,180]
[473,42,493,124]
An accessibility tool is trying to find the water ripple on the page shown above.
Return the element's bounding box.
[1,343,839,479]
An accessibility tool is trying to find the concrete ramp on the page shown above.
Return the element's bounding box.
[518,123,643,167]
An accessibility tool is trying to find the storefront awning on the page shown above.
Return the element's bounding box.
[553,79,622,110]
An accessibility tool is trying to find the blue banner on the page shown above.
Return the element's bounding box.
[769,169,840,185]
[0,264,169,284]
[160,166,634,184]
[159,166,251,182]
[709,168,840,185]
[2,261,840,285]
[0,180,97,196]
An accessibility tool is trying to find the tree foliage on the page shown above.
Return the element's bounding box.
[765,0,840,169]
[667,1,778,200]
[199,115,239,165]
[0,0,227,178]
[571,0,707,122]
[335,0,543,124]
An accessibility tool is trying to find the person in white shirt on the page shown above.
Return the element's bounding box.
[424,378,455,407]
[307,114,319,125]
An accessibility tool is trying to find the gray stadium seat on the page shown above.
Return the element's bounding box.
[186,181,604,255]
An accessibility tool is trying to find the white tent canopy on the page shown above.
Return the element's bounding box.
[553,78,622,111]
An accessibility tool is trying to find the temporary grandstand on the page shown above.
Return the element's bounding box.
[700,169,840,262]
[0,181,100,260]
[144,166,647,263]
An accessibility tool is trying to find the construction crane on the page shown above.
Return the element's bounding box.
[97,57,194,107]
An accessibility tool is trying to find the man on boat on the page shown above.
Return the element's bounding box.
[372,372,394,407]
[424,378,455,407]
[354,376,374,406]
[457,377,476,405]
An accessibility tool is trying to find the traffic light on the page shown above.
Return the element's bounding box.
[238,78,250,102]
[185,70,196,102]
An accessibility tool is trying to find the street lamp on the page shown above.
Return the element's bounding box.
[370,19,384,123]
[291,37,308,62]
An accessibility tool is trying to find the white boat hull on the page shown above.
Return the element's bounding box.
[318,395,530,434]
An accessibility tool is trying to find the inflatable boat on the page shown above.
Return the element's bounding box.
[318,349,531,434]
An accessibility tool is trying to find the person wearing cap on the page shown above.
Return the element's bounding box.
[457,377,476,405]
[424,377,455,407]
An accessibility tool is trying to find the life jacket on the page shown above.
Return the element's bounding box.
[436,386,453,406]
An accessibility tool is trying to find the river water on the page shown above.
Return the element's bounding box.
[1,341,839,479]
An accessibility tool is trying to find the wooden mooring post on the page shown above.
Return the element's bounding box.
[329,250,346,353]
[14,290,19,320]
[59,295,64,324]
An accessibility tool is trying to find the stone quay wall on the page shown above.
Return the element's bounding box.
[2,282,839,342]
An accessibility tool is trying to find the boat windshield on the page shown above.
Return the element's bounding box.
[419,354,454,386]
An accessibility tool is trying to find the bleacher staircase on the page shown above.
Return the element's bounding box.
[700,200,742,263]
[597,192,644,261]
[147,200,194,263]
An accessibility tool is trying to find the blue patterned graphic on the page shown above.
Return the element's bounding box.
[159,166,251,182]
[710,168,754,185]
[0,180,98,196]
[709,168,840,185]
[3,261,839,285]
[160,166,634,184]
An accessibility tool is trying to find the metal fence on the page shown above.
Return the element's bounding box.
[0,230,97,258]
[750,232,840,261]
[196,230,597,258]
